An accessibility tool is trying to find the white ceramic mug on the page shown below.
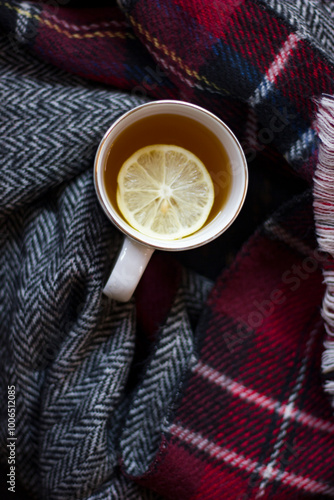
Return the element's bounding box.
[94,100,248,302]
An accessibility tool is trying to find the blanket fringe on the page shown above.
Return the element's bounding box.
[314,95,334,388]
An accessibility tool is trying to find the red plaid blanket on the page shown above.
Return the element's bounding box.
[1,1,334,499]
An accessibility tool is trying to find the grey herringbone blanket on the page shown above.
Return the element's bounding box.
[0,35,211,499]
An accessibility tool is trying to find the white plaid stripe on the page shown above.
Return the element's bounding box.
[284,126,317,163]
[169,423,334,496]
[248,33,300,107]
[259,0,334,65]
[256,318,319,496]
[193,358,334,434]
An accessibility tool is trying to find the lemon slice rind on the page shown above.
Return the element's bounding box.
[116,144,214,240]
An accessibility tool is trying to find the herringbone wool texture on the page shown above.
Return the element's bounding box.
[2,1,334,499]
[0,33,156,500]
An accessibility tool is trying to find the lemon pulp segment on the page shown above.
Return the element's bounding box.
[116,144,214,240]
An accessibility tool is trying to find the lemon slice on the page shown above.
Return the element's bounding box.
[116,144,214,240]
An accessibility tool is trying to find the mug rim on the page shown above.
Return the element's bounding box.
[94,100,248,251]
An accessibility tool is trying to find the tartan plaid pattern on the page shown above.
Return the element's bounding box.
[132,193,334,500]
[1,0,334,499]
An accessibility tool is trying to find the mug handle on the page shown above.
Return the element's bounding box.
[103,237,154,302]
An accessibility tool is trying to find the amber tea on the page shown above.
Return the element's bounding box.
[95,101,247,301]
[103,113,232,227]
